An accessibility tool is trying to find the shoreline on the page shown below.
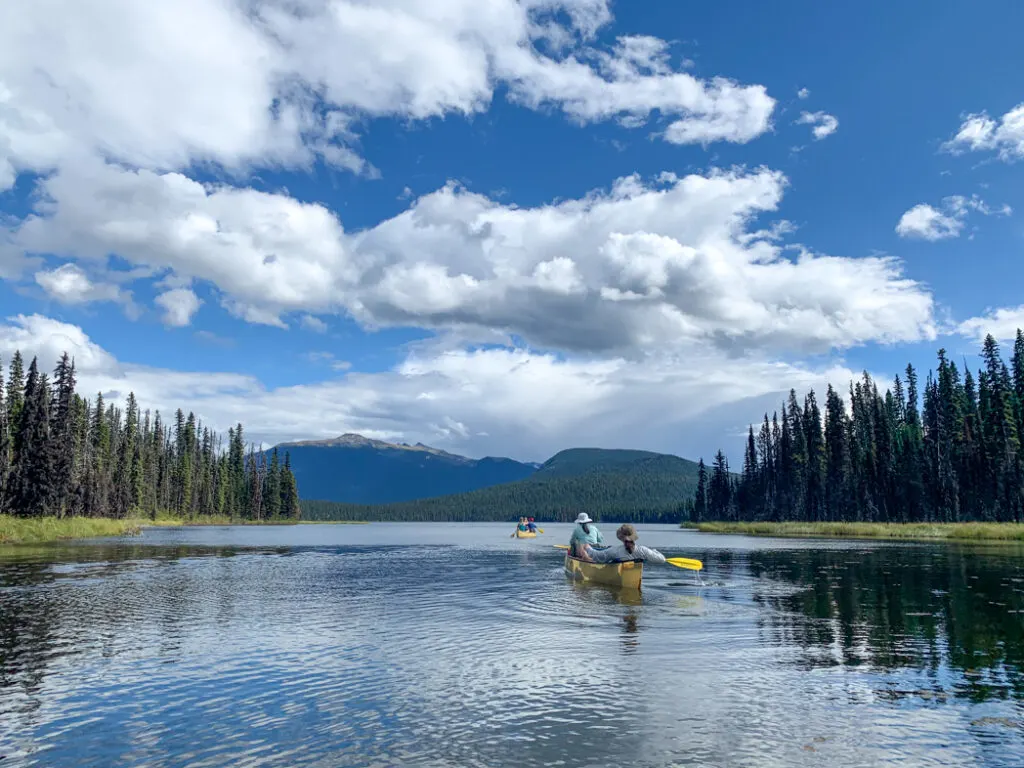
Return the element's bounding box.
[0,515,370,546]
[681,521,1024,542]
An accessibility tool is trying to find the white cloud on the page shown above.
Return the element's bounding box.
[154,287,201,327]
[957,306,1024,343]
[34,263,123,304]
[942,103,1024,161]
[895,204,963,241]
[795,111,838,140]
[306,350,351,371]
[0,0,775,193]
[300,314,328,333]
[797,88,810,100]
[0,313,860,463]
[9,164,937,355]
[895,194,1011,241]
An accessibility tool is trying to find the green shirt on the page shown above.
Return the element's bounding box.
[569,523,604,546]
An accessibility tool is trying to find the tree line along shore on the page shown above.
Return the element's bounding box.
[685,331,1024,535]
[8,333,1024,545]
[0,350,302,544]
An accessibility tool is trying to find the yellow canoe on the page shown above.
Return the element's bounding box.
[563,553,643,590]
[515,530,537,538]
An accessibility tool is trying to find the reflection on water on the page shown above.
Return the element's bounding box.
[0,524,1022,767]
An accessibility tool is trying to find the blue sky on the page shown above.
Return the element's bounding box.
[1,0,1023,463]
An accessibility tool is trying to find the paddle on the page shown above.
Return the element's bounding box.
[553,544,703,571]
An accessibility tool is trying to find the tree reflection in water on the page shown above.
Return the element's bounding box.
[742,544,1024,703]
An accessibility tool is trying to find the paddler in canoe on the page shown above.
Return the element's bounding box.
[568,512,604,557]
[578,524,666,565]
[512,517,536,538]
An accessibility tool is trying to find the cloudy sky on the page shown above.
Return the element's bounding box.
[1,0,1023,463]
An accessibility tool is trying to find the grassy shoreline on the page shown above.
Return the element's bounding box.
[0,516,148,545]
[682,521,1024,542]
[0,515,370,545]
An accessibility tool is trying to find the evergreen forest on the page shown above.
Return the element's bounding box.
[690,332,1024,524]
[0,350,301,521]
[299,447,699,522]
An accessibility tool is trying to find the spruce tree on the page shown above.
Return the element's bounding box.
[693,458,708,522]
[0,358,8,514]
[49,353,77,516]
[6,351,25,449]
[264,448,282,519]
[708,450,732,520]
[8,360,55,517]
[280,452,301,519]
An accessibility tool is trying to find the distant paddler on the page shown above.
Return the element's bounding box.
[568,512,604,557]
[526,517,539,534]
[511,517,534,538]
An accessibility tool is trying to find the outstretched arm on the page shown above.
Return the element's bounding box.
[640,545,666,564]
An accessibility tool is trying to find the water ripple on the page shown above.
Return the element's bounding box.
[0,524,1022,767]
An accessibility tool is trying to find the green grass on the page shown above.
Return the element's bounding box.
[150,514,301,527]
[0,515,146,545]
[0,513,326,545]
[682,521,1024,542]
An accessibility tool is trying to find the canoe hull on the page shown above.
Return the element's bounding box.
[515,530,537,538]
[564,553,643,590]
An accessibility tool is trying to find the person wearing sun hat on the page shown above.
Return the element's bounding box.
[568,512,604,557]
[586,524,666,564]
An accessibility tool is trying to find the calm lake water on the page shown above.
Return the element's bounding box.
[1,523,1023,767]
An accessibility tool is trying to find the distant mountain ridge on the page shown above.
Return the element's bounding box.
[269,433,540,505]
[299,445,703,523]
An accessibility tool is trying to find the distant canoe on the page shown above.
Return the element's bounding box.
[514,530,537,538]
[563,553,643,590]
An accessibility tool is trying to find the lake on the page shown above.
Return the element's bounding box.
[1,523,1022,767]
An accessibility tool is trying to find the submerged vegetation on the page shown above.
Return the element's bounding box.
[685,521,1024,542]
[0,349,302,530]
[690,331,1024,527]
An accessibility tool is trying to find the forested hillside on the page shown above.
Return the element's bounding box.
[302,447,700,522]
[0,350,300,521]
[692,332,1024,524]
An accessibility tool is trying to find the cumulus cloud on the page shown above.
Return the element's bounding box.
[154,287,202,327]
[942,103,1024,161]
[797,88,810,100]
[957,306,1024,343]
[895,194,1011,241]
[795,111,838,140]
[0,0,775,192]
[8,164,937,355]
[895,204,963,241]
[34,263,123,304]
[0,313,860,462]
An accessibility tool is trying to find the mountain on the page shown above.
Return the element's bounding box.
[300,446,702,523]
[270,433,539,504]
[530,447,690,479]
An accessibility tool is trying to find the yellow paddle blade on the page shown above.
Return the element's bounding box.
[553,544,569,550]
[538,529,545,533]
[666,557,703,571]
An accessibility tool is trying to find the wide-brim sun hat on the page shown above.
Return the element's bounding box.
[574,513,593,524]
[616,524,638,542]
